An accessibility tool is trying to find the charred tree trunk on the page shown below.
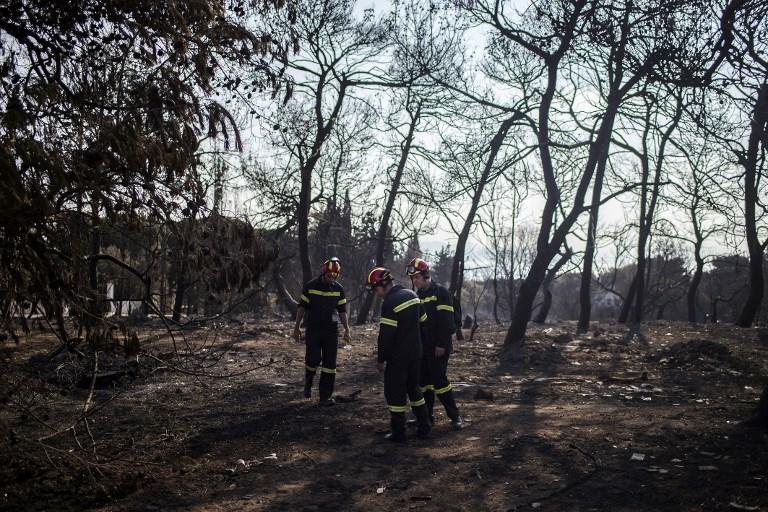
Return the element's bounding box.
[505,93,625,344]
[633,100,682,325]
[535,288,553,325]
[448,117,516,339]
[503,0,649,347]
[297,79,349,284]
[171,227,190,323]
[87,198,101,328]
[618,273,638,323]
[506,251,554,345]
[88,228,100,319]
[159,235,168,316]
[504,15,641,345]
[356,99,421,324]
[272,262,297,318]
[687,242,704,323]
[297,159,314,284]
[685,175,706,323]
[172,255,188,323]
[534,248,572,324]
[576,5,634,333]
[737,83,768,328]
[577,155,608,333]
[508,229,516,321]
[449,116,516,300]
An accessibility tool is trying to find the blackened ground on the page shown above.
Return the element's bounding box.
[1,320,767,512]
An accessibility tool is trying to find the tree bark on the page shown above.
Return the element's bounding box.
[449,116,516,301]
[159,234,168,316]
[633,99,682,324]
[577,1,632,334]
[297,78,349,284]
[686,174,706,323]
[506,252,553,345]
[172,225,190,323]
[505,72,627,345]
[618,273,638,323]
[88,198,101,324]
[171,255,187,323]
[737,83,768,327]
[687,255,704,323]
[534,248,572,324]
[577,157,607,333]
[272,262,298,318]
[508,211,516,322]
[356,98,422,324]
[502,0,647,346]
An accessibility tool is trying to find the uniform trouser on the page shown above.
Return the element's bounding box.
[419,348,460,422]
[304,327,338,400]
[384,359,430,436]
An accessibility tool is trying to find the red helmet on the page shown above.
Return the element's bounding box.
[366,267,392,290]
[322,257,341,278]
[406,257,430,277]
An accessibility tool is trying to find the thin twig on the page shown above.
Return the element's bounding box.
[142,352,277,378]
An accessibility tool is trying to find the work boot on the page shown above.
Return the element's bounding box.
[318,369,336,401]
[384,431,407,442]
[412,404,431,439]
[304,369,316,398]
[318,397,335,407]
[407,413,434,427]
[450,416,465,430]
[388,412,407,441]
[437,389,461,423]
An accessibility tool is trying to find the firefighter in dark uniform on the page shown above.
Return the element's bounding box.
[293,257,351,406]
[406,257,464,429]
[367,267,432,441]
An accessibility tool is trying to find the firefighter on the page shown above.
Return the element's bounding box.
[406,257,464,430]
[367,267,431,441]
[293,257,351,406]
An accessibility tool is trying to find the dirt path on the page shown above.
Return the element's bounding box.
[2,321,767,511]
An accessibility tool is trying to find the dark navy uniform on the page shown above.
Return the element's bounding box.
[416,281,461,424]
[299,276,347,400]
[377,285,431,439]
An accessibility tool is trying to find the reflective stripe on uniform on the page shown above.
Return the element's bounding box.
[393,297,420,313]
[320,367,337,374]
[420,384,435,393]
[380,317,398,327]
[306,365,318,372]
[388,404,408,413]
[419,313,427,322]
[410,398,426,407]
[421,295,438,303]
[436,304,454,312]
[300,294,310,303]
[337,298,347,306]
[308,289,341,297]
[435,384,453,394]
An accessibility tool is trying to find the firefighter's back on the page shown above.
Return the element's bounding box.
[381,285,423,362]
